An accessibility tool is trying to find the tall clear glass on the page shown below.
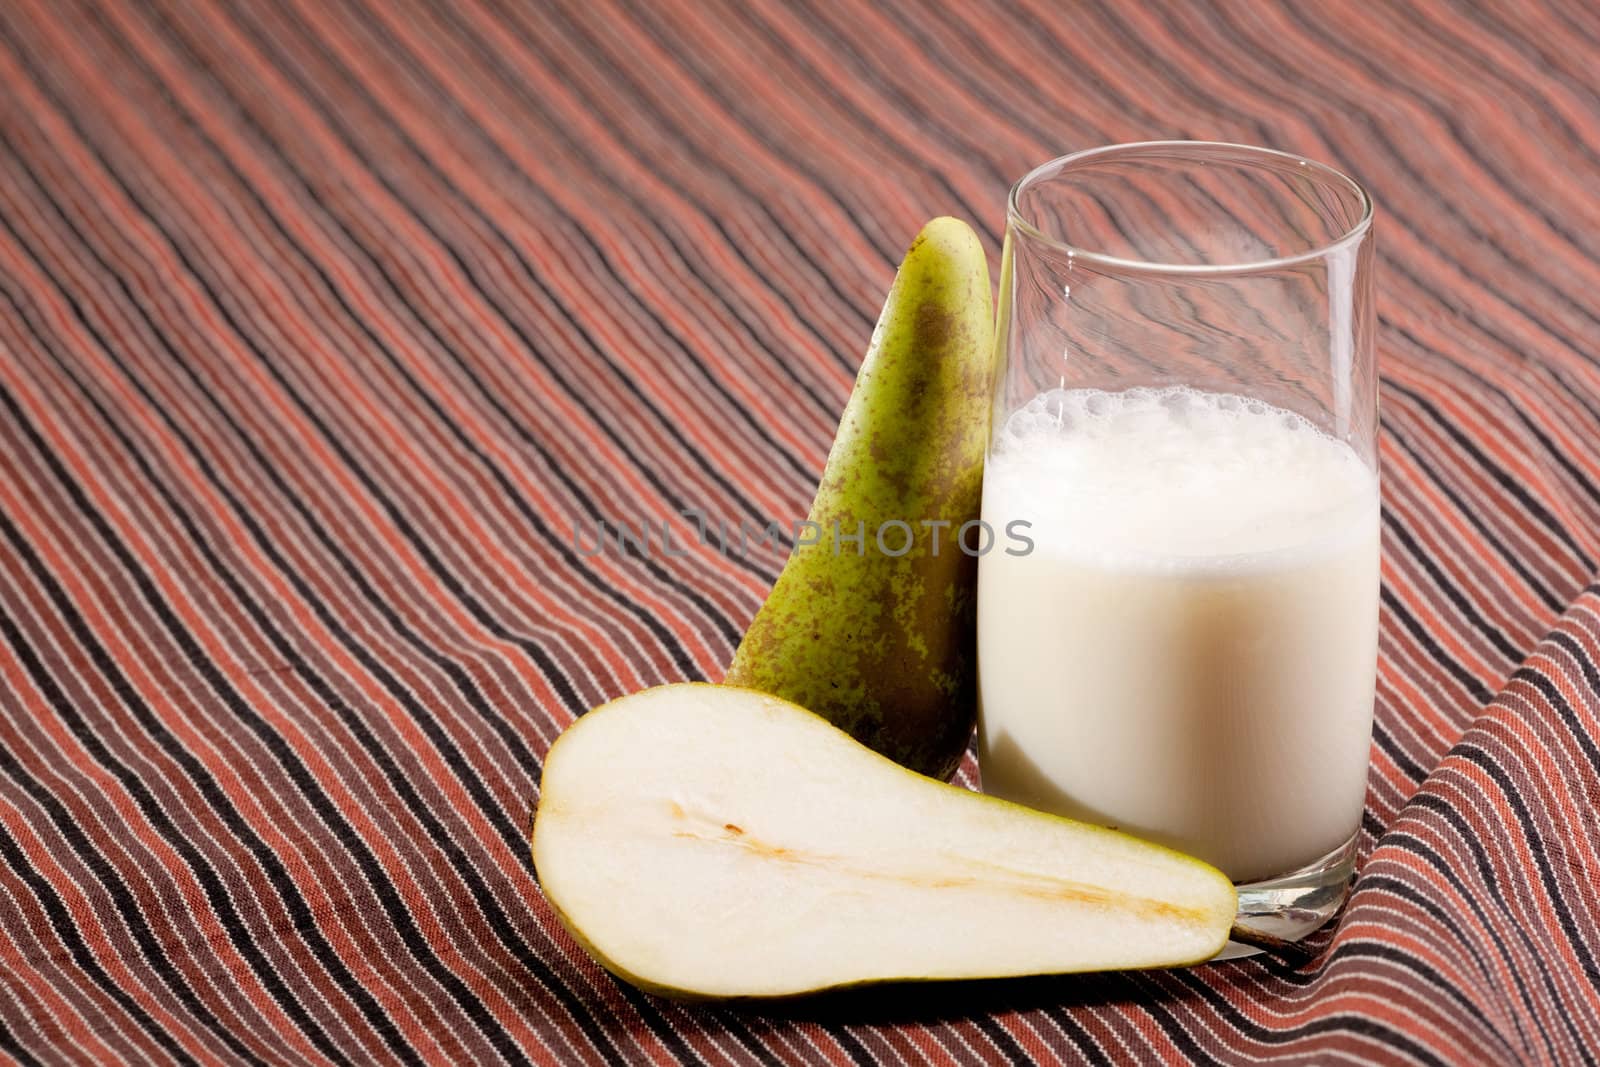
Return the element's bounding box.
[978,142,1377,954]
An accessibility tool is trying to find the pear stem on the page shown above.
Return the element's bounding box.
[1227,923,1315,964]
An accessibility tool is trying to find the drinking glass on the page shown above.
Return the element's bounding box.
[978,142,1377,955]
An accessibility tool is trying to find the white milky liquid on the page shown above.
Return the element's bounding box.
[977,387,1379,883]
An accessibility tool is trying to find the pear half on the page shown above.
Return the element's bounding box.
[532,684,1237,999]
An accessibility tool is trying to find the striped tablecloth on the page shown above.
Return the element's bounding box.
[2,0,1599,1063]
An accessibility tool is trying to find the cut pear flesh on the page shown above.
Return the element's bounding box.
[532,684,1237,998]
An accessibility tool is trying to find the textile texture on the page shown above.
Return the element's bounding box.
[1,0,1599,1063]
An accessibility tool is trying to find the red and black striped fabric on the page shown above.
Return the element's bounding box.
[2,0,1599,1062]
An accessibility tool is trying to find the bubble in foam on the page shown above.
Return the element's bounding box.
[1083,392,1114,417]
[1043,390,1075,429]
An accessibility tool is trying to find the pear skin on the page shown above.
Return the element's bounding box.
[724,218,994,780]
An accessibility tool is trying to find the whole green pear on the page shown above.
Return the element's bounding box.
[724,217,994,780]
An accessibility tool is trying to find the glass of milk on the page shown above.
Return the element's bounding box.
[979,142,1377,955]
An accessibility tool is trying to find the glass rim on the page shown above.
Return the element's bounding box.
[1006,140,1374,276]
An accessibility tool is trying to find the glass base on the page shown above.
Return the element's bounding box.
[1213,833,1358,960]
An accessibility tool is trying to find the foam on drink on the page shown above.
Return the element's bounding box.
[989,386,1376,566]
